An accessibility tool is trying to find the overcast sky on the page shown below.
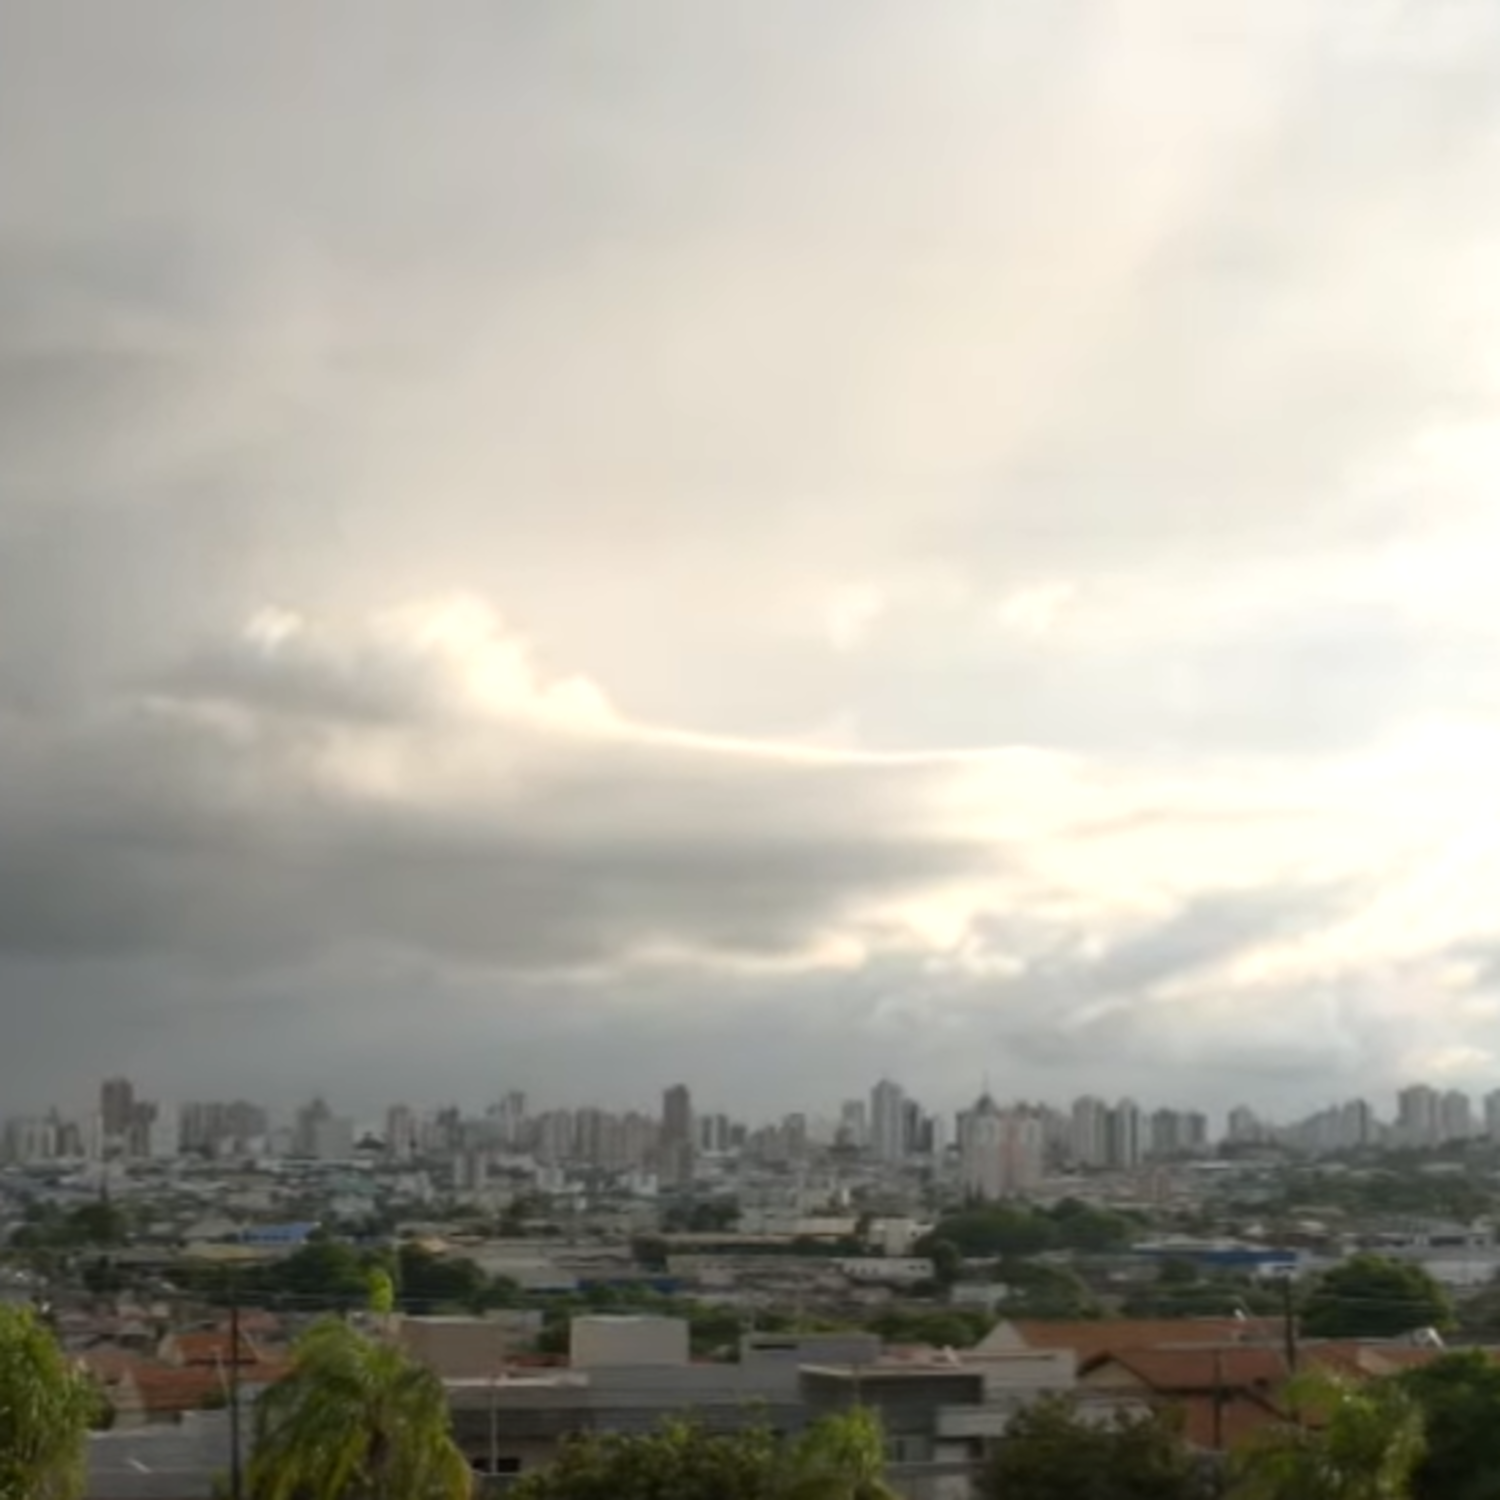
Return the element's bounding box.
[3,1,1500,1125]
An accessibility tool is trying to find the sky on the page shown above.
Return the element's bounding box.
[3,0,1500,1124]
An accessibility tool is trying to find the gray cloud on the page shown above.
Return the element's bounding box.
[1,1,1499,1119]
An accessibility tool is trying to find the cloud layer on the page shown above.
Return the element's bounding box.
[3,0,1500,1118]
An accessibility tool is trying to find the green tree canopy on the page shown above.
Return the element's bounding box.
[1230,1368,1424,1500]
[508,1418,782,1500]
[784,1409,901,1500]
[926,1239,963,1288]
[994,1260,1103,1320]
[248,1318,470,1500]
[981,1394,1210,1500]
[508,1412,895,1500]
[1399,1348,1500,1500]
[0,1304,100,1500]
[922,1200,1134,1260]
[1300,1254,1454,1339]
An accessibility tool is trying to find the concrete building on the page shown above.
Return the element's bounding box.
[660,1085,695,1185]
[961,1097,1044,1199]
[1070,1096,1109,1168]
[570,1315,690,1369]
[1397,1084,1441,1148]
[311,1115,355,1162]
[386,1105,418,1162]
[147,1104,179,1160]
[1440,1089,1474,1144]
[1485,1089,1500,1143]
[397,1314,542,1380]
[100,1078,136,1141]
[871,1079,906,1164]
[1106,1099,1142,1171]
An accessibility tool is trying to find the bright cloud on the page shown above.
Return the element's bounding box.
[1,0,1500,1116]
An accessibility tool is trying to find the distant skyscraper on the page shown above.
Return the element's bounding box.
[1070,1096,1108,1168]
[147,1103,179,1160]
[870,1079,906,1164]
[661,1084,694,1145]
[99,1078,135,1140]
[386,1105,418,1162]
[1397,1084,1440,1148]
[960,1094,1044,1199]
[1440,1089,1473,1144]
[1106,1099,1142,1171]
[661,1084,695,1185]
[838,1100,868,1149]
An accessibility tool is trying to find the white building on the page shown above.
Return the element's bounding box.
[147,1104,179,1160]
[961,1096,1045,1199]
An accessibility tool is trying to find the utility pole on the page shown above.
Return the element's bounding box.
[1212,1347,1226,1451]
[228,1264,243,1500]
[1280,1274,1298,1372]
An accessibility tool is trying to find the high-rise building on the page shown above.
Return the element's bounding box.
[661,1085,693,1144]
[838,1100,868,1149]
[294,1097,332,1157]
[1397,1084,1441,1148]
[1485,1089,1500,1143]
[1070,1096,1108,1168]
[147,1103,179,1159]
[960,1095,1044,1199]
[870,1079,906,1164]
[311,1115,355,1161]
[100,1078,135,1140]
[1226,1105,1264,1144]
[386,1105,418,1162]
[1440,1089,1473,1144]
[1106,1099,1142,1171]
[660,1084,695,1185]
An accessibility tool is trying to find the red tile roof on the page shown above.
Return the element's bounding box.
[165,1330,260,1367]
[1084,1345,1288,1391]
[1004,1318,1281,1361]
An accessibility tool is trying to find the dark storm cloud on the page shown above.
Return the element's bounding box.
[0,648,997,972]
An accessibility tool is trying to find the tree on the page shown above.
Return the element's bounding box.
[1230,1368,1424,1500]
[0,1304,100,1500]
[396,1244,489,1313]
[367,1266,396,1317]
[507,1412,896,1500]
[981,1394,1210,1500]
[508,1417,782,1500]
[994,1261,1102,1320]
[269,1238,371,1307]
[926,1239,963,1288]
[1300,1254,1454,1339]
[783,1410,902,1500]
[1399,1348,1500,1500]
[248,1318,471,1500]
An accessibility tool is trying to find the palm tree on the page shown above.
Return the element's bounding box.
[0,1303,100,1500]
[782,1408,903,1500]
[1230,1368,1424,1500]
[248,1317,472,1500]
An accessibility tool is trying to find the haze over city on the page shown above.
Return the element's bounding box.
[5,2,1500,1115]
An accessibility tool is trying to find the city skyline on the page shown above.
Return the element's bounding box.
[11,1071,1500,1158]
[6,6,1500,1111]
